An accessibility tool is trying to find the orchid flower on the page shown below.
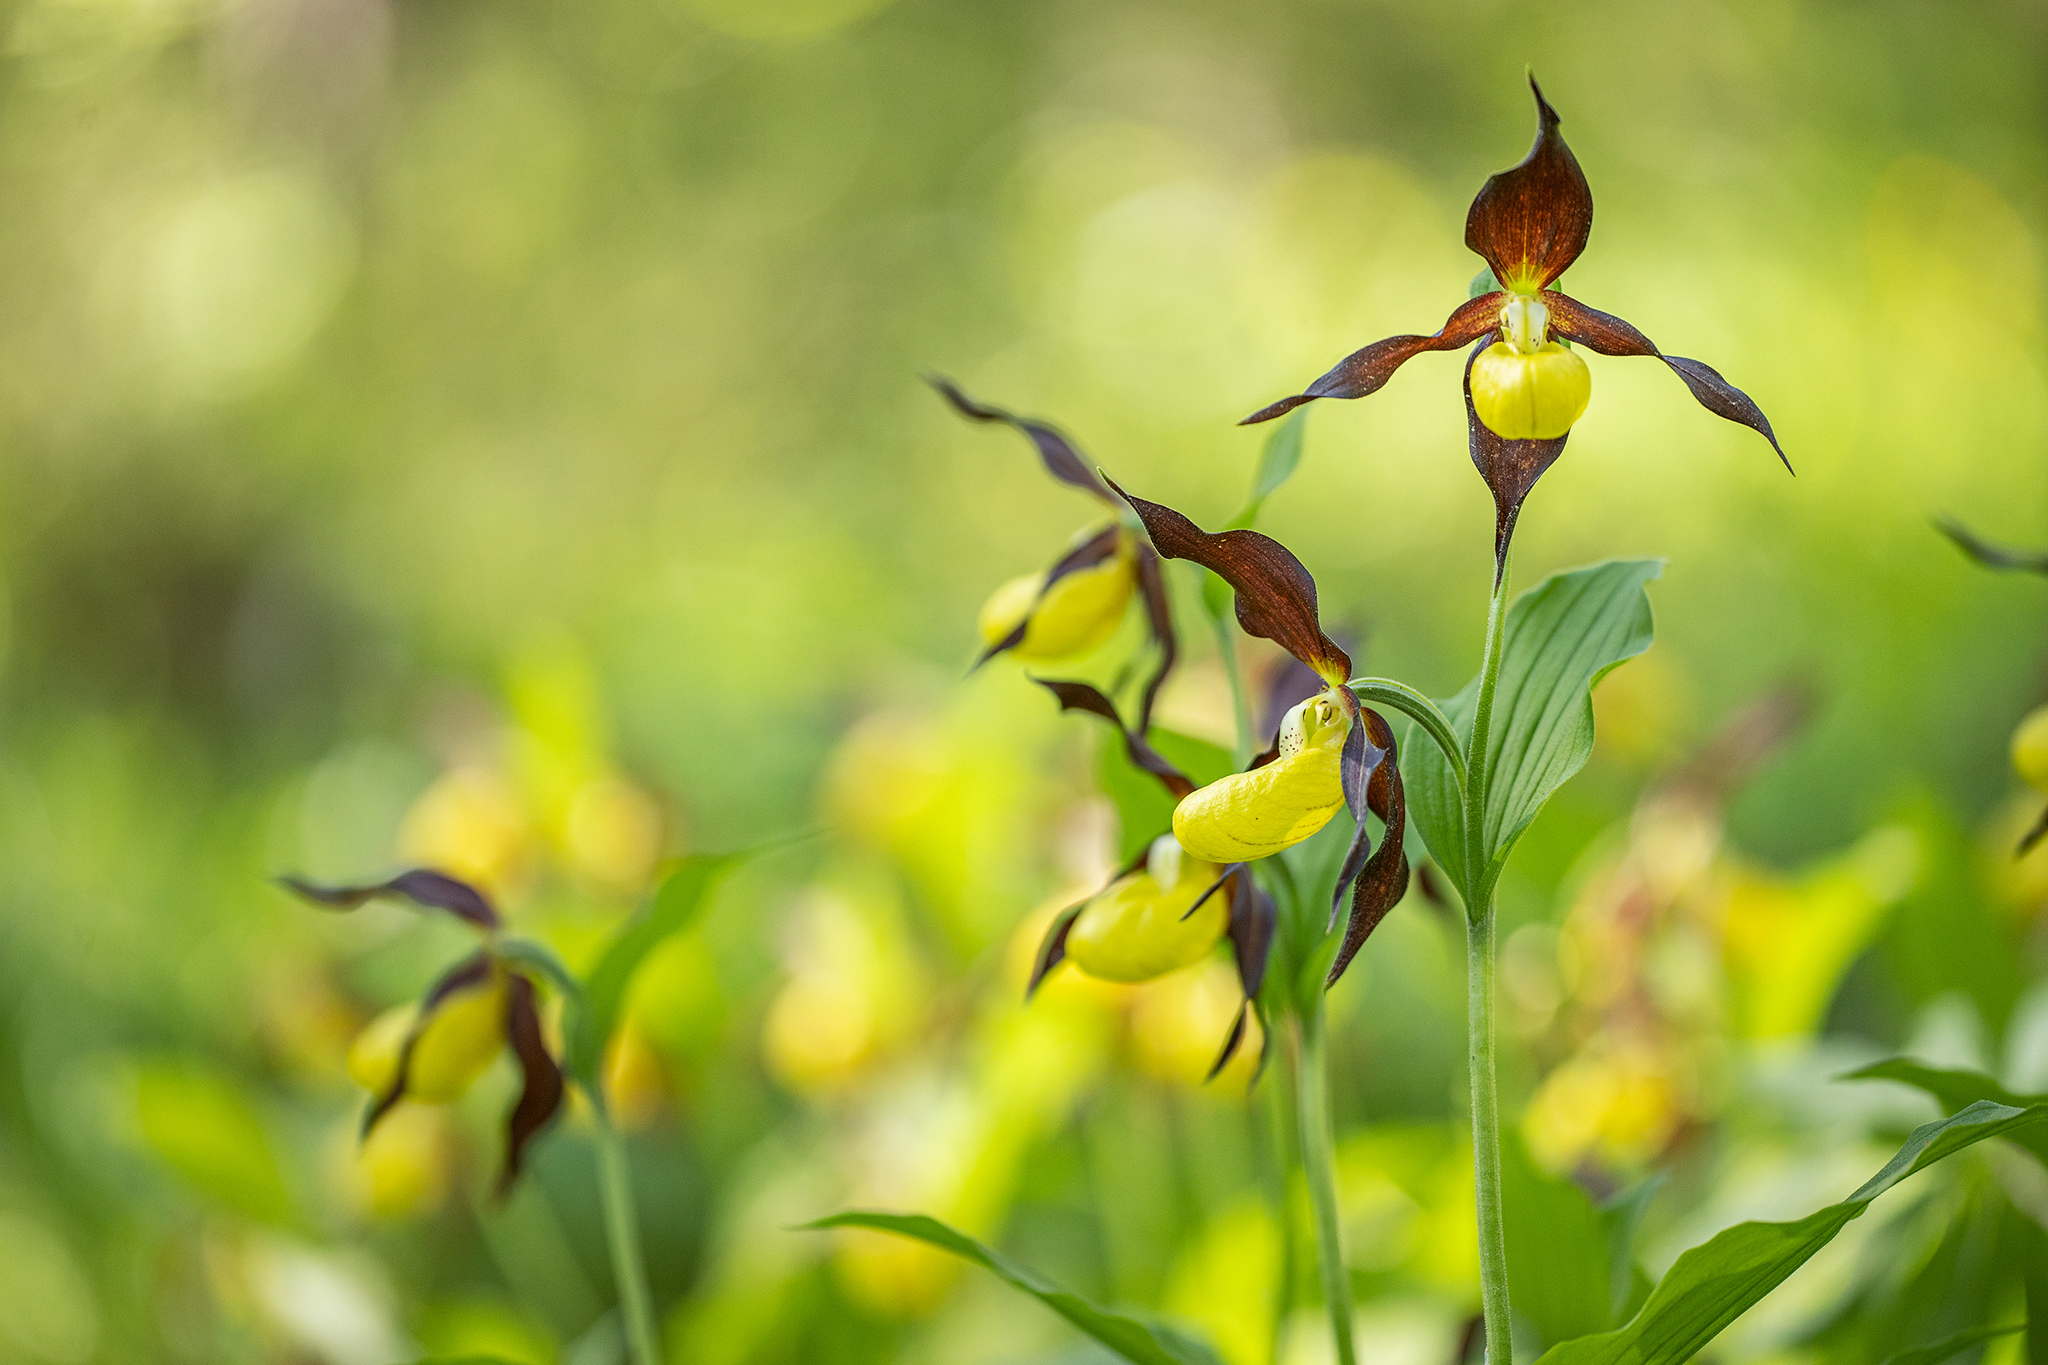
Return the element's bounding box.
[1244,76,1789,570]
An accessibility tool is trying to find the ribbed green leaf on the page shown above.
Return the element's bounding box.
[1846,1056,2048,1167]
[805,1212,1226,1365]
[1536,1100,2048,1365]
[1403,559,1660,902]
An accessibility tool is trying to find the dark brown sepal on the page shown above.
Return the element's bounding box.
[498,974,564,1194]
[1109,478,1351,682]
[1205,1001,1250,1083]
[1464,75,1591,293]
[1324,692,1387,932]
[1026,902,1085,1000]
[281,869,500,932]
[2020,803,2048,858]
[1541,291,1790,473]
[360,952,496,1141]
[1463,340,1570,581]
[970,525,1125,673]
[1184,862,1248,922]
[1326,708,1409,989]
[1227,869,1275,998]
[928,375,1119,506]
[1031,677,1194,799]
[1240,293,1503,425]
[1937,517,2048,576]
[1134,545,1178,733]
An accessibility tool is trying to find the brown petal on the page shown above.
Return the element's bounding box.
[1134,545,1178,734]
[2021,804,2048,857]
[929,375,1119,506]
[280,870,500,932]
[1240,293,1502,425]
[1936,516,2048,576]
[1025,903,1085,999]
[1464,75,1592,293]
[1205,1001,1251,1083]
[1031,677,1195,799]
[1326,707,1410,988]
[360,953,496,1140]
[1109,478,1351,683]
[1227,869,1275,999]
[970,525,1125,671]
[498,974,565,1194]
[1463,339,1571,579]
[1324,692,1385,932]
[1542,292,1791,473]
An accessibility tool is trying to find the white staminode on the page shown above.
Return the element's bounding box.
[1147,833,1184,891]
[1498,293,1551,354]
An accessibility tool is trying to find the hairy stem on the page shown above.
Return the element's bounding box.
[1294,1009,1357,1365]
[594,1109,662,1365]
[1463,555,1514,1364]
[1467,907,1510,1364]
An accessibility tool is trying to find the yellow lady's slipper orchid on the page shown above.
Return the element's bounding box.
[976,531,1138,662]
[1468,295,1591,441]
[345,973,507,1103]
[1064,836,1225,982]
[1244,76,1786,571]
[1173,692,1350,863]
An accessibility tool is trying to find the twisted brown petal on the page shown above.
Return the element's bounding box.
[1206,1001,1251,1083]
[1134,545,1178,733]
[1227,868,1275,1000]
[929,375,1119,505]
[1241,292,1502,425]
[1465,75,1592,293]
[1463,339,1571,580]
[360,952,496,1140]
[1326,707,1409,988]
[1541,291,1791,473]
[281,869,500,931]
[1030,677,1195,799]
[970,525,1124,671]
[499,974,565,1194]
[1109,478,1351,683]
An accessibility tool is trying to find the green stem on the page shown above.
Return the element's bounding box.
[594,1108,662,1365]
[1467,906,1510,1364]
[1347,677,1467,786]
[1260,1063,1298,1365]
[1463,554,1514,1365]
[1293,1009,1357,1365]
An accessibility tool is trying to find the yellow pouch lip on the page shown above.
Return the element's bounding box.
[1171,692,1350,863]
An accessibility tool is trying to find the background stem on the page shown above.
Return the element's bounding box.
[1293,1008,1357,1365]
[1467,907,1511,1364]
[594,1108,663,1365]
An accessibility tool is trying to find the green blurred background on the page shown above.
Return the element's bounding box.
[4,0,2048,1361]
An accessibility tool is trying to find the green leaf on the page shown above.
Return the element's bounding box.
[1880,1323,2026,1365]
[569,854,735,1084]
[1846,1056,2048,1168]
[1503,1133,1616,1346]
[1402,560,1660,902]
[1536,1100,2048,1365]
[805,1212,1226,1365]
[1097,727,1235,864]
[132,1061,296,1226]
[1231,408,1308,528]
[1601,1177,1661,1325]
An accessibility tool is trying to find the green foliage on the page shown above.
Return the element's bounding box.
[1847,1057,2048,1166]
[1879,1323,2026,1365]
[1097,727,1235,864]
[1536,1101,2048,1364]
[1201,408,1310,620]
[131,1061,295,1226]
[805,1212,1226,1365]
[568,854,735,1085]
[1502,1135,1658,1348]
[1403,560,1662,905]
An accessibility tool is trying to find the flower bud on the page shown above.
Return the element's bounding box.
[1065,836,1226,982]
[2014,704,2048,791]
[977,537,1137,662]
[1173,692,1349,862]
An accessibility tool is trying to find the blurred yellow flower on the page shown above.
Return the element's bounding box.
[399,766,531,896]
[347,1102,450,1220]
[761,885,922,1098]
[1524,1044,1683,1174]
[563,774,666,894]
[1128,958,1262,1092]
